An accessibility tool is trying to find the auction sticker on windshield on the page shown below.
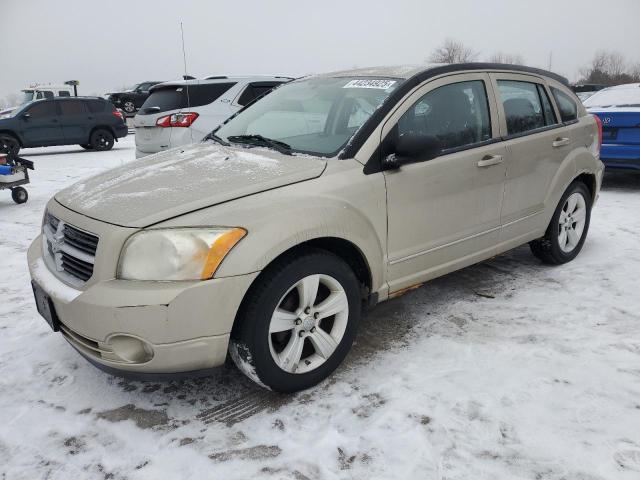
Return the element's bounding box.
[343,79,397,90]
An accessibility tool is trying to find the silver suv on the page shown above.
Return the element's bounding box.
[133,76,291,158]
[29,64,604,392]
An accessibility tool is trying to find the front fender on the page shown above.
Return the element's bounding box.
[157,160,388,295]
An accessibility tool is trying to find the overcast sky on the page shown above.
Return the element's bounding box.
[3,0,640,97]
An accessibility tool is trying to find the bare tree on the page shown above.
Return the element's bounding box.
[488,52,524,65]
[429,38,478,64]
[579,51,640,85]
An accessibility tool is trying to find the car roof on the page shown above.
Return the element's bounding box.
[604,83,640,90]
[151,75,293,91]
[322,63,569,85]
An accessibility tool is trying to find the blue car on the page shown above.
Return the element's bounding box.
[584,84,640,170]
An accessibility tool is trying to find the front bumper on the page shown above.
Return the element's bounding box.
[28,235,258,376]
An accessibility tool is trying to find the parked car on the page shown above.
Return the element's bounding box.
[28,64,603,392]
[0,97,127,155]
[0,83,78,118]
[571,83,607,102]
[584,83,640,170]
[133,76,291,158]
[107,81,165,115]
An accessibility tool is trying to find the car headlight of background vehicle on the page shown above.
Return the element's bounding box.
[118,228,246,281]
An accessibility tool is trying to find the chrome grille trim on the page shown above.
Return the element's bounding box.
[43,212,99,284]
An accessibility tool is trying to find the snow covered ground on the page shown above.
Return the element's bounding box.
[1,135,639,479]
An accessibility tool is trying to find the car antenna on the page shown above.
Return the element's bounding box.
[180,21,193,143]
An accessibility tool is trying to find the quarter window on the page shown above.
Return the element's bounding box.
[397,80,492,150]
[498,80,555,135]
[551,87,578,123]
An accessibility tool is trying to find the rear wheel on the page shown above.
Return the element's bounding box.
[0,135,20,156]
[90,129,114,151]
[529,181,592,265]
[11,187,28,204]
[230,248,361,392]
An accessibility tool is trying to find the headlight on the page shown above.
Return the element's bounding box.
[118,228,246,281]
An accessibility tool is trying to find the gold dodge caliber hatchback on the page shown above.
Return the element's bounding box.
[29,64,604,392]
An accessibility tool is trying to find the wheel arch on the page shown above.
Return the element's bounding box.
[0,129,23,147]
[88,125,116,143]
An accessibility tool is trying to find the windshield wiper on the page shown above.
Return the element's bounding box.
[203,131,229,146]
[227,134,292,155]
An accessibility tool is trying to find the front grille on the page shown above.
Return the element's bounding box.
[63,224,99,255]
[59,322,121,363]
[43,212,99,284]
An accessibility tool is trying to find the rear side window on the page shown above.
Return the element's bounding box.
[551,87,578,123]
[397,80,492,150]
[42,91,54,99]
[139,83,236,114]
[59,100,87,115]
[25,101,56,118]
[58,91,71,97]
[237,83,282,107]
[498,80,556,135]
[86,99,107,113]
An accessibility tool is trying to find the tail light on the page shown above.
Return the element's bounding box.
[112,110,124,122]
[593,114,603,153]
[155,112,199,128]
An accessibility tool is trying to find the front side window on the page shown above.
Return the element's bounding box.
[551,87,578,123]
[498,80,556,135]
[24,101,56,119]
[216,77,400,156]
[396,80,492,150]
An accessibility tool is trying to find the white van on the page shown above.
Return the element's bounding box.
[133,76,291,158]
[0,84,77,117]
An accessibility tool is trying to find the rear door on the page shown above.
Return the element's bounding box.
[489,73,568,244]
[19,101,62,146]
[58,99,90,144]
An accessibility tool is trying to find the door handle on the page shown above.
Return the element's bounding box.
[477,154,503,167]
[552,137,571,147]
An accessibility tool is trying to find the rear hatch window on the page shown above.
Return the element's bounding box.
[139,83,236,115]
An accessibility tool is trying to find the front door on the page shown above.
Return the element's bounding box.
[383,74,507,292]
[20,101,62,147]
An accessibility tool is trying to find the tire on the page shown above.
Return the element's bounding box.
[89,129,114,151]
[79,144,93,150]
[529,181,592,265]
[123,101,136,114]
[0,135,20,156]
[11,187,28,204]
[230,248,362,393]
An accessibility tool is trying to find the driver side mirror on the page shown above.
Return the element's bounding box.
[383,133,441,169]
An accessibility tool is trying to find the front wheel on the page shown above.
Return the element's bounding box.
[0,135,20,156]
[123,101,136,114]
[90,129,114,151]
[230,248,361,392]
[529,181,592,265]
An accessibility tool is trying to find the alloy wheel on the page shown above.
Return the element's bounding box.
[558,192,587,253]
[268,274,349,374]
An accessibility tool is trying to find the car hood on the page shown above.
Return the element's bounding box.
[55,142,327,228]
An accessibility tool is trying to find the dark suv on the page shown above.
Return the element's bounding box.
[0,97,127,155]
[107,82,164,115]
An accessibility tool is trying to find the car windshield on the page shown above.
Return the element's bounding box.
[20,91,35,105]
[584,88,640,108]
[215,76,401,157]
